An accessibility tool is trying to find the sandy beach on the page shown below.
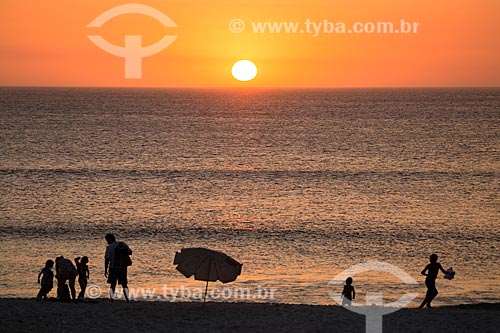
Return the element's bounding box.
[0,299,498,332]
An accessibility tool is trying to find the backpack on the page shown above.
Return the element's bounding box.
[114,242,132,267]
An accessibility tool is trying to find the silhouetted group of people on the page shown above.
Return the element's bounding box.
[37,233,132,303]
[37,256,89,302]
[38,239,448,308]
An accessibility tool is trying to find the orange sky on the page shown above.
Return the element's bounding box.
[1,0,499,87]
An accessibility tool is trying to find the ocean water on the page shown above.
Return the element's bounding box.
[0,87,499,306]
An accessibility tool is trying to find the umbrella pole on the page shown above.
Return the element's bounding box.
[203,279,209,305]
[203,258,212,305]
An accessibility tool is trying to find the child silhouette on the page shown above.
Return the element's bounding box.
[37,260,54,301]
[341,277,355,305]
[418,254,449,308]
[75,256,90,300]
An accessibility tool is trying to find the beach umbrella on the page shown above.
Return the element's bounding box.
[173,248,243,303]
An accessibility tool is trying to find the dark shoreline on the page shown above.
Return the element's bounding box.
[1,298,498,332]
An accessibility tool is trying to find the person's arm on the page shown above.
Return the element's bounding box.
[104,258,109,277]
[104,245,111,277]
[352,287,355,300]
[37,271,42,284]
[421,264,429,276]
[86,266,90,279]
[438,264,448,275]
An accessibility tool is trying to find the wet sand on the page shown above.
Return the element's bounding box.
[0,299,498,332]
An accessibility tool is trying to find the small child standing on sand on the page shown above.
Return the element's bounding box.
[37,260,54,301]
[74,256,90,300]
[341,277,355,305]
[418,253,449,308]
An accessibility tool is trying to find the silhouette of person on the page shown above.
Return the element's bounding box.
[37,259,54,301]
[75,256,90,300]
[418,253,449,308]
[55,256,78,302]
[341,277,355,305]
[104,233,132,302]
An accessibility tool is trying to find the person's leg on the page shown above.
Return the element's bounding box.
[69,275,77,301]
[418,294,429,308]
[122,283,129,303]
[57,278,65,299]
[81,279,87,299]
[426,287,438,308]
[37,288,44,301]
[118,268,130,302]
[109,284,117,300]
[418,281,432,308]
[108,267,118,300]
[57,279,62,299]
[78,278,85,299]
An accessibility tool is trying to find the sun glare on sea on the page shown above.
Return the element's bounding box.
[232,60,257,82]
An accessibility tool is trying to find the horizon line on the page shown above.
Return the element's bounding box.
[1,85,500,90]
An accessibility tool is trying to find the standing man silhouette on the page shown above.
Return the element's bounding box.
[104,233,132,302]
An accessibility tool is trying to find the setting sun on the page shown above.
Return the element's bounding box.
[232,60,257,82]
